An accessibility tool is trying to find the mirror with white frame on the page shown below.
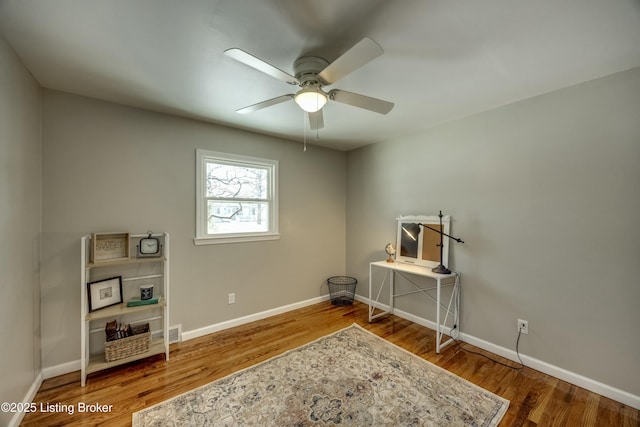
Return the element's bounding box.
[395,215,450,268]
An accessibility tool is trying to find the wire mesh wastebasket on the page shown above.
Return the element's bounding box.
[326,276,358,306]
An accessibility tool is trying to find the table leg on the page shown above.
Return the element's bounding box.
[436,277,441,353]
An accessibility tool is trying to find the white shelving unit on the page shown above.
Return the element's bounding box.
[80,232,170,386]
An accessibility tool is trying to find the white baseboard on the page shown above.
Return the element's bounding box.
[8,371,43,427]
[355,294,455,335]
[42,359,81,380]
[459,332,640,410]
[181,294,330,341]
[355,294,640,410]
[37,293,639,411]
[39,296,331,382]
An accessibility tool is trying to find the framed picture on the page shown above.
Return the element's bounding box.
[87,276,123,312]
[91,232,130,263]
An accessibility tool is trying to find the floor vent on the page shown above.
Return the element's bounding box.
[169,325,182,343]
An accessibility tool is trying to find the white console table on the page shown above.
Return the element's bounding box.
[368,260,460,353]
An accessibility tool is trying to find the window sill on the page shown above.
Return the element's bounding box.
[193,233,280,246]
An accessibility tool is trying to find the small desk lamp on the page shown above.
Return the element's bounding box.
[407,210,465,274]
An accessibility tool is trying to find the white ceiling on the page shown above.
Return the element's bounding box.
[2,0,640,151]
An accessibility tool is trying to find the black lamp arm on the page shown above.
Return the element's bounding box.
[418,223,465,244]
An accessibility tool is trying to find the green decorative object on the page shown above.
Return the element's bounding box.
[127,297,159,307]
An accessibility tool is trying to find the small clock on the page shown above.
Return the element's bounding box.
[137,232,162,257]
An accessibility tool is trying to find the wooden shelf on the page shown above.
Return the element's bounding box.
[86,339,166,374]
[86,256,166,270]
[86,297,165,321]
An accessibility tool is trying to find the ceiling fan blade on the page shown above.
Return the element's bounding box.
[224,48,298,85]
[318,37,384,85]
[308,110,324,130]
[329,89,394,114]
[236,94,294,114]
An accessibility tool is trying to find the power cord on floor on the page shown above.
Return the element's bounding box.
[448,325,525,371]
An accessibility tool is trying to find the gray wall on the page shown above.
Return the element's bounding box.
[0,37,42,426]
[40,91,346,368]
[346,67,640,397]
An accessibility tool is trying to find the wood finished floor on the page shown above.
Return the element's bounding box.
[21,301,639,426]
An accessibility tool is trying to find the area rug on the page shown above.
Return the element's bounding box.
[133,324,509,426]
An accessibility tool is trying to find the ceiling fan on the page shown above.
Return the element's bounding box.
[223,37,394,130]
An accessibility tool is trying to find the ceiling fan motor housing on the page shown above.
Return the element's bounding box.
[293,56,329,87]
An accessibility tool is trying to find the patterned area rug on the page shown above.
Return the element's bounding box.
[133,324,509,426]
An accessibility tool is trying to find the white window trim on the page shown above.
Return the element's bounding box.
[195,149,279,245]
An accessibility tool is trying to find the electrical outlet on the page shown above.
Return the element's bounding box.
[228,293,235,304]
[517,319,528,335]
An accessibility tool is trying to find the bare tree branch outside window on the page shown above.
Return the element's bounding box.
[205,163,269,233]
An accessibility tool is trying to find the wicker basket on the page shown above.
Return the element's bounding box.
[104,327,151,362]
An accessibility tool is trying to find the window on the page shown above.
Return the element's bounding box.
[195,150,278,244]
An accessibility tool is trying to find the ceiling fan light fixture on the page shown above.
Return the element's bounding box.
[294,87,327,112]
